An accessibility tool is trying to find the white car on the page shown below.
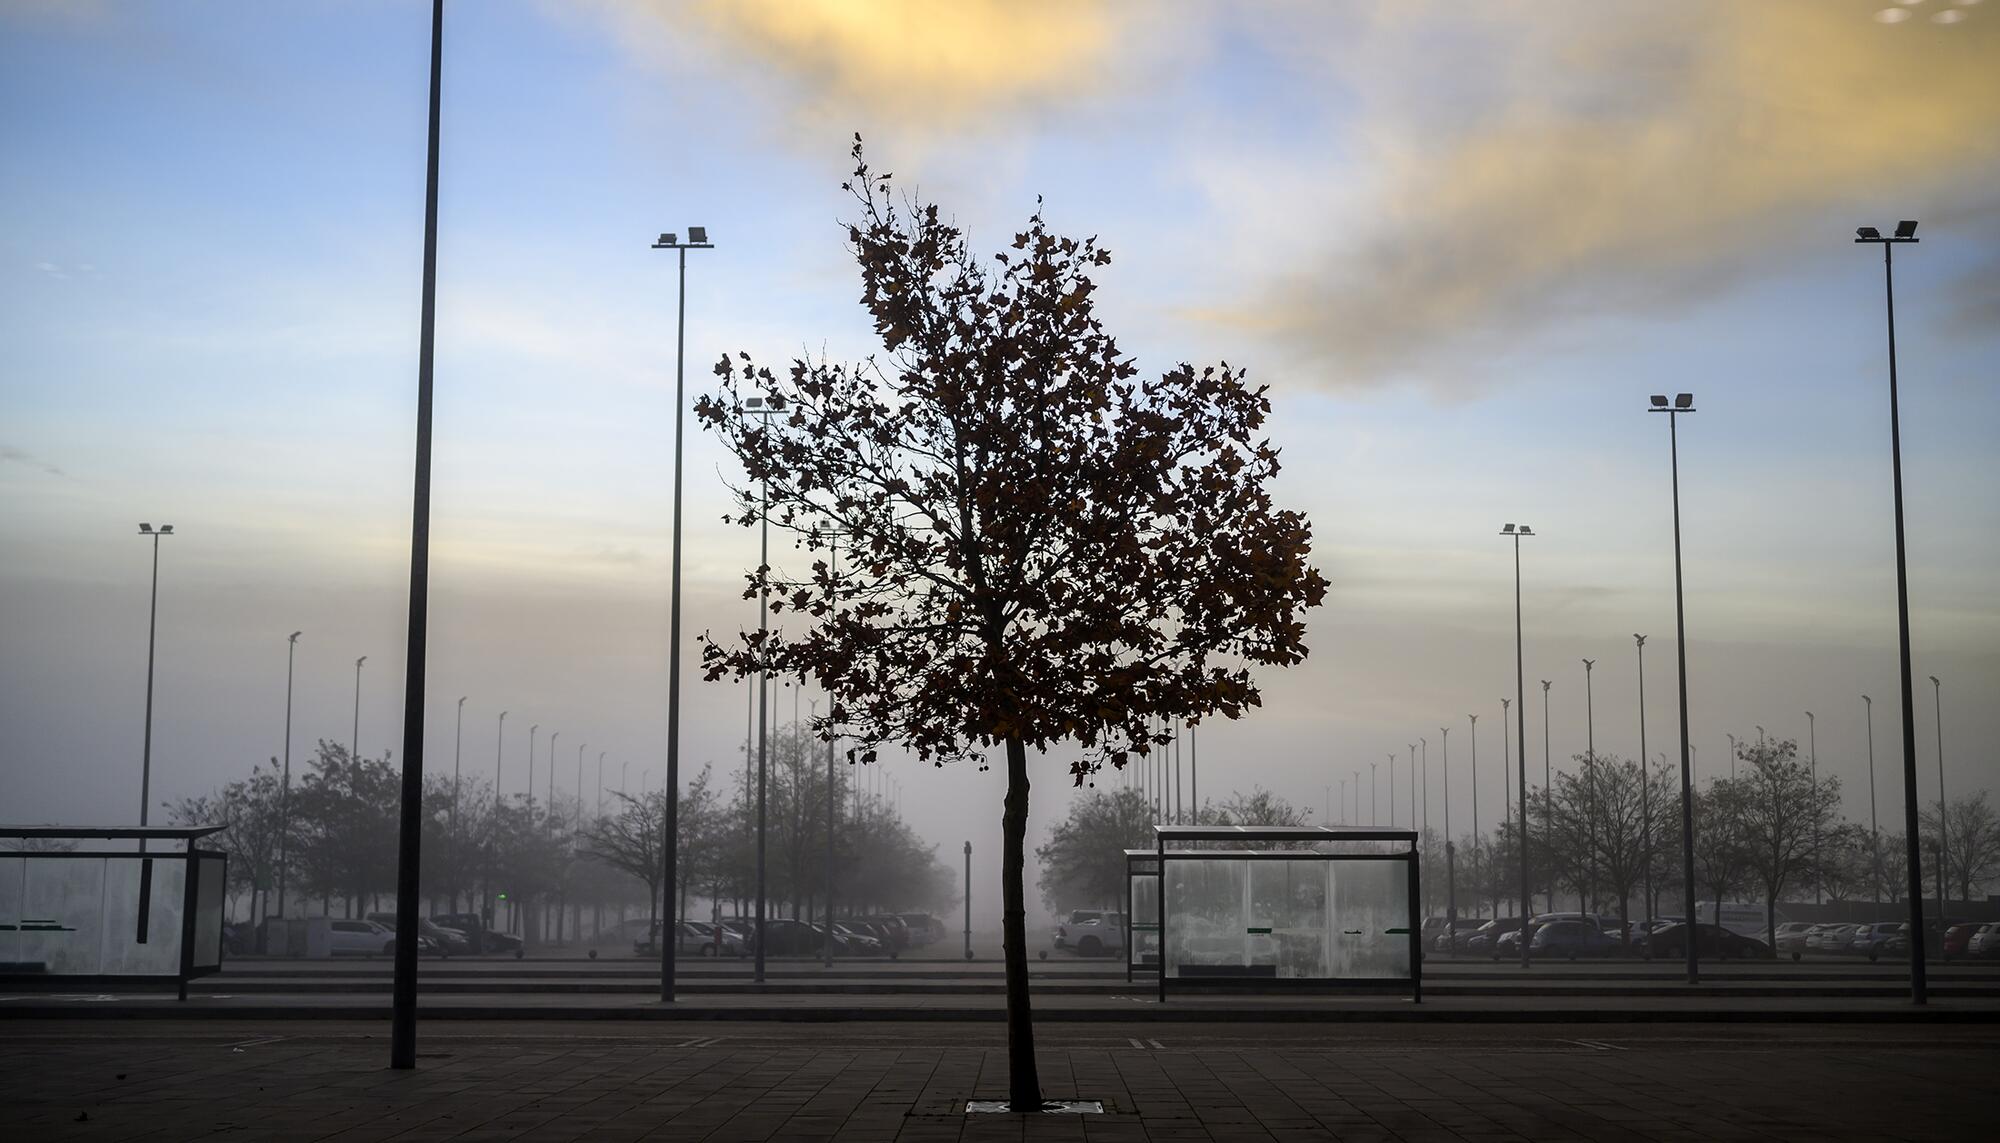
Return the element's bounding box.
[1053,910,1127,957]
[329,919,398,957]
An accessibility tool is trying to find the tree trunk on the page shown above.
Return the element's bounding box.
[1002,734,1041,1109]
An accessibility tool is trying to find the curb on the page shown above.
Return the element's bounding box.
[4,1004,1994,1023]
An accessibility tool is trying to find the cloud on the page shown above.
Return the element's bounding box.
[583,1,1999,392]
[1,444,67,478]
[579,0,1183,144]
[1215,0,2000,388]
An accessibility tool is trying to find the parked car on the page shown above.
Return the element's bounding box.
[365,912,472,956]
[896,913,947,946]
[1466,917,1523,958]
[1639,922,1772,960]
[1807,923,1856,955]
[856,914,913,953]
[1848,921,1905,961]
[431,912,525,957]
[637,920,747,957]
[1965,922,2000,959]
[1942,922,1981,961]
[1052,909,1109,953]
[1496,913,1608,959]
[330,918,437,957]
[1774,921,1816,961]
[1529,919,1624,960]
[1062,912,1127,957]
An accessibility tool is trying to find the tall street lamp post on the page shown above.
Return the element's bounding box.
[1648,391,1700,986]
[964,841,974,960]
[134,523,174,944]
[1854,219,1927,1004]
[1440,726,1454,952]
[1467,714,1478,917]
[1582,658,1597,914]
[651,225,713,1002]
[493,710,506,923]
[1499,523,1533,969]
[1540,680,1553,913]
[453,696,465,912]
[1635,636,1651,923]
[352,656,367,763]
[277,630,300,923]
[1388,753,1398,828]
[1929,675,1947,919]
[742,393,784,984]
[390,0,446,1071]
[1864,695,1880,902]
[1806,711,1818,905]
[1499,698,1510,918]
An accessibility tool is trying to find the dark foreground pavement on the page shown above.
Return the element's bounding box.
[3,1020,1994,1142]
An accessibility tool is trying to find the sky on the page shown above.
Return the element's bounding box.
[2,0,1996,921]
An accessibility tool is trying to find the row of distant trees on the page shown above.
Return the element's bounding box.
[1038,739,1998,951]
[166,719,957,943]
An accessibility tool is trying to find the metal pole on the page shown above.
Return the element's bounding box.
[1441,726,1453,949]
[1190,726,1197,822]
[1807,711,1818,905]
[1636,636,1650,924]
[1467,714,1478,917]
[826,709,836,969]
[134,524,171,946]
[1511,530,1530,969]
[493,710,505,923]
[1388,752,1397,828]
[352,656,366,762]
[1500,699,1510,918]
[754,466,769,983]
[278,631,298,921]
[1864,695,1879,903]
[1582,659,1596,915]
[453,696,464,912]
[1930,676,1946,921]
[1541,680,1552,913]
[140,528,163,828]
[390,0,444,1071]
[963,841,973,960]
[1667,406,1699,986]
[1870,235,1927,1003]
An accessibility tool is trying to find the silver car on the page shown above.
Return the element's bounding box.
[1847,921,1903,960]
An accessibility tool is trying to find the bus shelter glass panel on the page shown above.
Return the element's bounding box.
[1128,860,1159,971]
[15,856,116,975]
[192,855,226,970]
[1328,859,1411,979]
[1162,855,1412,981]
[100,858,187,975]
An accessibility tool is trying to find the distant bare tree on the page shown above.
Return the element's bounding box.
[1729,739,1841,948]
[1923,791,2000,908]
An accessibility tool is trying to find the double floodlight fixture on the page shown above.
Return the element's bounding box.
[743,395,787,412]
[1500,523,1534,536]
[1855,220,1918,244]
[653,226,713,249]
[138,522,174,535]
[1649,393,1695,412]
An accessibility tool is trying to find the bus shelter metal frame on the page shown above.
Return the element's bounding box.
[0,824,228,1000]
[1141,824,1421,1003]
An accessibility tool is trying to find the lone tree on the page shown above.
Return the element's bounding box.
[697,139,1326,1109]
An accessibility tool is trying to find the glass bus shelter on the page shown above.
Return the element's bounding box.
[1128,825,1420,1001]
[1,825,229,999]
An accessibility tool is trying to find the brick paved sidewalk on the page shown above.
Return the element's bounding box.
[3,1022,1992,1141]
